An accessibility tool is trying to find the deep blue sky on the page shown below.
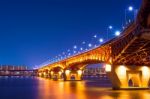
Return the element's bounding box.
[0,0,141,68]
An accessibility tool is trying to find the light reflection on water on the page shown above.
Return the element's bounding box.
[0,77,150,99]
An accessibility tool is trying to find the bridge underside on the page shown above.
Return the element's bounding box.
[114,33,150,66]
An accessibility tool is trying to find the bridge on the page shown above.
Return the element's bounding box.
[38,0,150,90]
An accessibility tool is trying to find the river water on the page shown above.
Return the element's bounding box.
[0,77,150,99]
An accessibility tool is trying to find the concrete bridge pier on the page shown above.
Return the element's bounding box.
[64,69,83,81]
[46,70,51,78]
[50,71,64,80]
[43,70,49,78]
[106,64,150,89]
[38,72,44,77]
[38,70,49,78]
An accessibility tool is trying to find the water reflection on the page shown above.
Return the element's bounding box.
[0,77,150,99]
[36,77,150,99]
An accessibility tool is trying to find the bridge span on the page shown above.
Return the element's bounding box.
[38,0,150,90]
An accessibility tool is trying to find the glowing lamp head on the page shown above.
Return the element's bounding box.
[88,43,92,47]
[115,31,121,36]
[80,48,83,51]
[109,26,113,29]
[73,45,77,49]
[99,38,103,43]
[93,35,97,38]
[128,6,133,11]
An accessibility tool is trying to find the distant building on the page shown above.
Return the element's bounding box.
[83,64,106,75]
[0,65,28,71]
[0,65,36,76]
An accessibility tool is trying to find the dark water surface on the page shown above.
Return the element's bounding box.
[0,77,150,99]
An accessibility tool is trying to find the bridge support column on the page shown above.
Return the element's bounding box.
[106,64,150,89]
[43,71,48,78]
[51,71,64,80]
[64,70,82,81]
[38,72,43,77]
[47,70,51,78]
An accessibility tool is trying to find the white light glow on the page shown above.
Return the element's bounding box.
[99,38,104,43]
[115,31,121,36]
[73,51,76,53]
[73,45,77,49]
[128,6,133,11]
[93,35,97,38]
[59,71,62,75]
[109,26,113,29]
[142,66,149,76]
[88,43,92,47]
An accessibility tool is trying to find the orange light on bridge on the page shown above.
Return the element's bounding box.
[141,66,150,87]
[65,70,70,75]
[51,71,54,75]
[142,66,149,76]
[105,64,111,72]
[59,71,62,75]
[77,70,82,75]
[39,73,42,76]
[43,72,46,75]
[117,65,126,76]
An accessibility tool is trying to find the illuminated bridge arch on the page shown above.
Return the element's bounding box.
[65,46,112,69]
[48,63,66,71]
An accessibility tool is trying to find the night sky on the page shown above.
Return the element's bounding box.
[0,0,141,68]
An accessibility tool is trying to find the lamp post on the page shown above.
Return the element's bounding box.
[107,25,113,41]
[125,6,137,25]
[125,6,132,25]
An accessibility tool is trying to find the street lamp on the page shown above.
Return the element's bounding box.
[88,43,92,48]
[115,31,121,36]
[107,25,113,41]
[93,35,97,38]
[80,47,83,51]
[99,38,104,43]
[128,6,133,11]
[73,45,77,49]
[109,26,113,29]
[125,6,133,25]
[73,50,76,54]
[125,6,137,25]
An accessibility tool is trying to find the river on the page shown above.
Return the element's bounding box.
[0,77,150,99]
